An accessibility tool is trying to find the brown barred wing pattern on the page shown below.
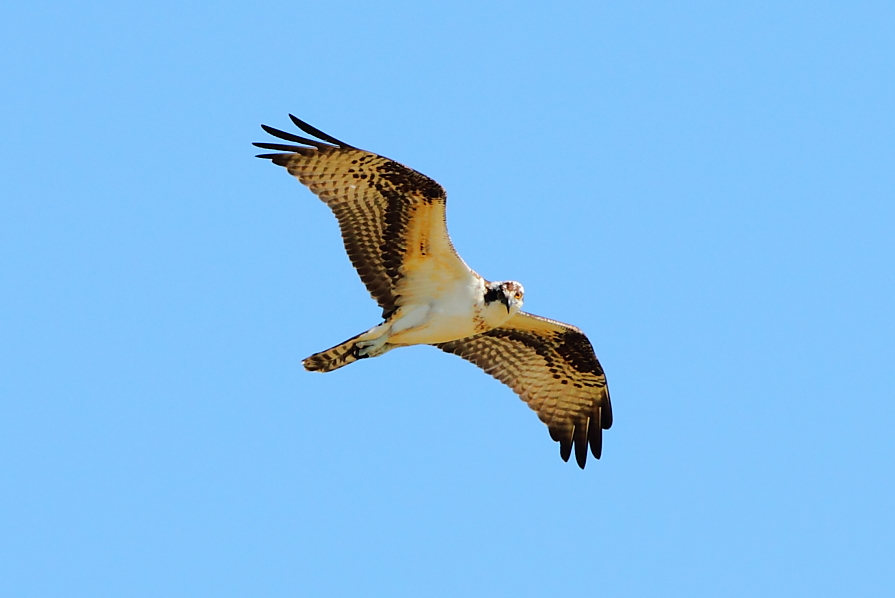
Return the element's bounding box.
[254,115,468,319]
[435,312,612,468]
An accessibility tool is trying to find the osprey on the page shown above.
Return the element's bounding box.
[254,116,612,468]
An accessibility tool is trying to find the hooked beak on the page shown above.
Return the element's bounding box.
[500,295,511,313]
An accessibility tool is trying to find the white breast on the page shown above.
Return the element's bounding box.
[386,274,519,346]
[387,274,487,345]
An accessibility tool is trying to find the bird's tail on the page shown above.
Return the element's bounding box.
[302,332,366,373]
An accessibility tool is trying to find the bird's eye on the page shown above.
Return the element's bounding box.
[515,291,522,299]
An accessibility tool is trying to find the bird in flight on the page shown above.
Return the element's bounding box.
[254,116,612,468]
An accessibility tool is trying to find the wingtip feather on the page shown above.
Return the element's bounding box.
[601,389,613,429]
[589,416,603,460]
[257,124,331,150]
[574,422,589,469]
[559,439,572,463]
[288,114,354,148]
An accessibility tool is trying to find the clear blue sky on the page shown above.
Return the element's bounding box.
[2,1,893,596]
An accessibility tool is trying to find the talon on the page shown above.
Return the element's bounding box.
[354,336,387,359]
[353,342,375,359]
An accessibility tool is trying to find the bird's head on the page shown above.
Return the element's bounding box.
[484,280,524,318]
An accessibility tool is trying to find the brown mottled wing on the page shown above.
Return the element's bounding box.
[435,311,612,468]
[254,115,469,319]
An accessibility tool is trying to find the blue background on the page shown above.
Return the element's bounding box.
[2,2,893,596]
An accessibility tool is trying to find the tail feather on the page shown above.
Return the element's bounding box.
[302,333,365,373]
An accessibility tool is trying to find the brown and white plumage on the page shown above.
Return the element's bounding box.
[254,115,612,468]
[436,313,611,467]
[254,117,462,320]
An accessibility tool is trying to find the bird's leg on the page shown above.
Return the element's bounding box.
[352,304,430,358]
[354,337,389,358]
[353,321,392,359]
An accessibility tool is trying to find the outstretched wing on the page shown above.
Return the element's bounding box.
[435,312,612,468]
[254,115,472,319]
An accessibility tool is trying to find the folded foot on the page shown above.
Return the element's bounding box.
[354,336,388,359]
